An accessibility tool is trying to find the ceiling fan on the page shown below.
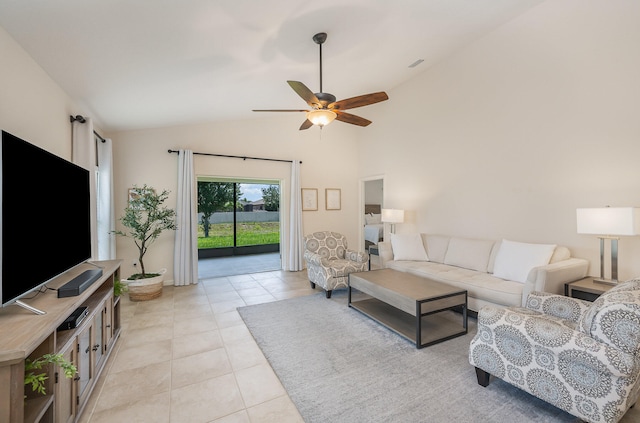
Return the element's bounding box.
[253,32,389,130]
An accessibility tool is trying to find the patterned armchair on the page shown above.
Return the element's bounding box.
[469,279,640,423]
[304,231,369,298]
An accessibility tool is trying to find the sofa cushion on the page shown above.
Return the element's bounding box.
[386,260,523,307]
[492,239,556,283]
[423,234,450,264]
[487,241,501,274]
[390,233,429,261]
[443,237,494,272]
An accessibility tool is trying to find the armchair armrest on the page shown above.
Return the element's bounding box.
[345,249,369,263]
[524,291,592,323]
[476,305,638,378]
[377,241,394,267]
[521,258,589,305]
[303,250,323,266]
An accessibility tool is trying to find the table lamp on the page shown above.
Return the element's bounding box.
[576,207,640,284]
[381,209,405,234]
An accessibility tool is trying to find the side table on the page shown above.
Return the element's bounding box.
[368,245,379,270]
[565,277,614,302]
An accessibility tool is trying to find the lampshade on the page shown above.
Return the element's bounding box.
[306,109,336,127]
[381,209,405,224]
[576,207,640,236]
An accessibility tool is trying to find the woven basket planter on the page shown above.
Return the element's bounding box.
[125,268,166,301]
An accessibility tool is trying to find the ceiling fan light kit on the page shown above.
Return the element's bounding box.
[306,109,336,127]
[252,32,389,130]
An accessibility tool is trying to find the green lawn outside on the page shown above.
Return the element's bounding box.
[198,222,280,248]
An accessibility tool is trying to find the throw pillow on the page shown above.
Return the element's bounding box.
[365,213,382,225]
[492,239,556,283]
[390,233,429,261]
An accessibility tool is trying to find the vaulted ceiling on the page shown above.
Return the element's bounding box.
[0,0,544,131]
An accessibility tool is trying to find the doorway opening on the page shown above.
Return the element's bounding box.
[197,177,281,277]
[361,176,384,269]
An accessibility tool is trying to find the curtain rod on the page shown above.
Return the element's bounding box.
[94,131,106,143]
[69,114,106,143]
[167,149,301,164]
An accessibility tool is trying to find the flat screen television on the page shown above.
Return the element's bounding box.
[1,130,92,310]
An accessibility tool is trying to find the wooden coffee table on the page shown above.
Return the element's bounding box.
[348,269,468,349]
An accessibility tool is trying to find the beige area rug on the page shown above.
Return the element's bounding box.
[238,291,582,423]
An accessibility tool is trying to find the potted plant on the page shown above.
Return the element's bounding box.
[113,275,128,297]
[113,185,176,301]
[25,353,77,397]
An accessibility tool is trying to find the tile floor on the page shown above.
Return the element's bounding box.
[79,266,316,423]
[198,253,281,279]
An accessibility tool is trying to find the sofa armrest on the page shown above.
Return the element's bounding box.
[345,249,369,263]
[521,258,589,305]
[525,291,592,323]
[377,241,394,267]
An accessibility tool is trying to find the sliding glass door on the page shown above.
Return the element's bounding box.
[197,177,280,258]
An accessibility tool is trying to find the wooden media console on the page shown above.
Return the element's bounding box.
[0,260,122,423]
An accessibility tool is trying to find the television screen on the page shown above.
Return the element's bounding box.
[1,130,92,306]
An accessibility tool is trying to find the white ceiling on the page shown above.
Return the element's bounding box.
[0,0,544,132]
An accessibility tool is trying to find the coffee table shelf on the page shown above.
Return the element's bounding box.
[349,269,468,349]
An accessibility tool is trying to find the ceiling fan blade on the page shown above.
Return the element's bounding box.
[330,92,389,110]
[299,119,314,130]
[335,111,372,127]
[252,109,309,112]
[287,81,321,107]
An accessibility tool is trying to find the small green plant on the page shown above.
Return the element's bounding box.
[114,276,128,297]
[25,353,77,396]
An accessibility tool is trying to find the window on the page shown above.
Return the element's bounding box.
[197,178,280,258]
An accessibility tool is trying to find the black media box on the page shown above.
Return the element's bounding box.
[57,306,89,331]
[58,269,103,298]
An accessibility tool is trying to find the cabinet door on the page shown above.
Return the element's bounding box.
[103,295,114,351]
[77,323,93,406]
[55,339,77,423]
[93,305,105,371]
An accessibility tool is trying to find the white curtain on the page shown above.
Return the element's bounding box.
[173,149,198,286]
[96,138,115,260]
[286,160,304,271]
[72,118,99,260]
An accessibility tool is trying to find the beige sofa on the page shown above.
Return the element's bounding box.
[377,234,589,312]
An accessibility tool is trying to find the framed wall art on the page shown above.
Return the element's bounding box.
[128,187,155,204]
[325,188,341,210]
[302,188,318,211]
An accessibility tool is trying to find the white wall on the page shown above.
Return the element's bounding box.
[364,179,384,207]
[0,26,77,158]
[109,117,361,279]
[358,0,640,280]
